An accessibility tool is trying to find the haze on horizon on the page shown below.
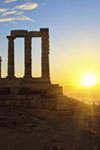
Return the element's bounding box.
[1,0,100,87]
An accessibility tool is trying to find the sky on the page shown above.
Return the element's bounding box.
[1,0,100,86]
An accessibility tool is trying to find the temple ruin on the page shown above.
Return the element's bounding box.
[7,28,50,81]
[0,28,63,109]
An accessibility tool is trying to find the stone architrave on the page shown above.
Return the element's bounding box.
[24,36,32,78]
[7,36,15,78]
[40,29,50,80]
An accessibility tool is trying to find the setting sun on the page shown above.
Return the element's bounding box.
[82,74,97,87]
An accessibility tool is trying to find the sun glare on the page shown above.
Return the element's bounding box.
[82,74,97,87]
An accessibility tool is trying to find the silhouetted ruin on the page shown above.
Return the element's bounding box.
[0,28,63,109]
[7,28,50,80]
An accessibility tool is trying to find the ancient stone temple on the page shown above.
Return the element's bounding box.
[0,28,63,109]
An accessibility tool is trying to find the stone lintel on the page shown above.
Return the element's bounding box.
[29,31,41,37]
[11,30,28,37]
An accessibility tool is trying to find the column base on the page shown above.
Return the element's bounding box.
[6,76,16,79]
[24,75,32,79]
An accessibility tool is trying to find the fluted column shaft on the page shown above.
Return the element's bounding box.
[7,36,15,78]
[24,36,32,78]
[41,29,50,81]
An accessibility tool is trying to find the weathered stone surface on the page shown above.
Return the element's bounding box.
[0,80,63,109]
[11,30,28,37]
[7,36,16,78]
[41,29,50,80]
[29,31,41,37]
[24,36,32,78]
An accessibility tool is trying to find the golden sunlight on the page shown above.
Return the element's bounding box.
[82,74,97,87]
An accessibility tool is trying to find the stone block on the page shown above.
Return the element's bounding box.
[11,30,28,37]
[29,31,41,37]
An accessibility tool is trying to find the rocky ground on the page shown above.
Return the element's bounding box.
[0,97,100,150]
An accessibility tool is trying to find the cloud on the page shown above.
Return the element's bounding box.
[5,0,16,3]
[0,8,9,12]
[0,2,39,24]
[0,16,35,22]
[14,3,38,10]
[1,10,23,16]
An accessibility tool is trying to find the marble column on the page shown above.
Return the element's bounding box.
[41,29,50,81]
[7,36,15,78]
[24,36,32,78]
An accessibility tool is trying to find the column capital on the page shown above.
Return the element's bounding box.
[7,36,16,40]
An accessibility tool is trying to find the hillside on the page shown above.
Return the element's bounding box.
[0,97,100,150]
